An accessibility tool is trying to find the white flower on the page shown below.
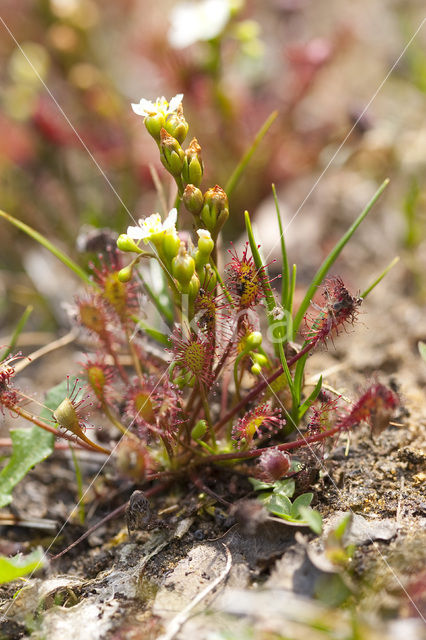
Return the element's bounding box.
[196,229,212,241]
[168,0,232,49]
[127,208,178,244]
[131,94,183,119]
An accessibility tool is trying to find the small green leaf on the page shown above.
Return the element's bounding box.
[273,478,296,498]
[249,477,274,491]
[290,492,313,518]
[267,494,292,517]
[298,506,323,534]
[258,491,273,503]
[0,548,45,584]
[0,427,54,508]
[0,378,77,507]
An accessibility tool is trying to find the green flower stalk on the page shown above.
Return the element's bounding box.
[0,86,399,549]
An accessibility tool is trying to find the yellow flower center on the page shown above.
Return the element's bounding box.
[79,303,107,334]
[134,392,155,422]
[103,272,127,316]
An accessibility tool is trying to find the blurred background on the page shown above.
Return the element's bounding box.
[0,0,425,335]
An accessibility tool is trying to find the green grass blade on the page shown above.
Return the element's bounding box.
[288,264,296,315]
[293,351,309,404]
[0,209,94,288]
[360,256,400,299]
[131,316,170,346]
[277,341,297,404]
[245,210,278,354]
[226,111,278,197]
[298,375,322,420]
[135,271,174,325]
[272,184,290,309]
[1,305,33,361]
[293,178,389,335]
[245,210,276,312]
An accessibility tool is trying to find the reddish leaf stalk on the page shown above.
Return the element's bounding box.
[212,340,316,432]
[191,422,342,467]
[8,403,109,454]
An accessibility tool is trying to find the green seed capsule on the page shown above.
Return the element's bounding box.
[191,419,207,440]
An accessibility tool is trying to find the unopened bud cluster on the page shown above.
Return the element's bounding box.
[119,95,230,315]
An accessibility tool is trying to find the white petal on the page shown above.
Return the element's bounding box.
[168,5,200,48]
[164,208,178,229]
[131,102,148,117]
[143,213,163,232]
[131,98,157,117]
[127,225,144,239]
[168,94,184,112]
[196,228,212,240]
[168,1,230,49]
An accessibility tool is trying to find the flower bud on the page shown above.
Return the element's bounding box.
[201,185,229,237]
[196,228,214,256]
[182,138,203,187]
[188,272,200,301]
[252,353,268,367]
[117,234,144,254]
[172,242,195,290]
[191,419,207,440]
[162,229,180,261]
[118,264,133,282]
[194,231,214,270]
[159,128,185,177]
[258,448,291,482]
[251,363,262,376]
[145,113,165,142]
[246,331,262,349]
[164,105,189,144]
[183,184,204,216]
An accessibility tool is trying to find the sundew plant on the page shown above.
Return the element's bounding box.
[0,93,400,536]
